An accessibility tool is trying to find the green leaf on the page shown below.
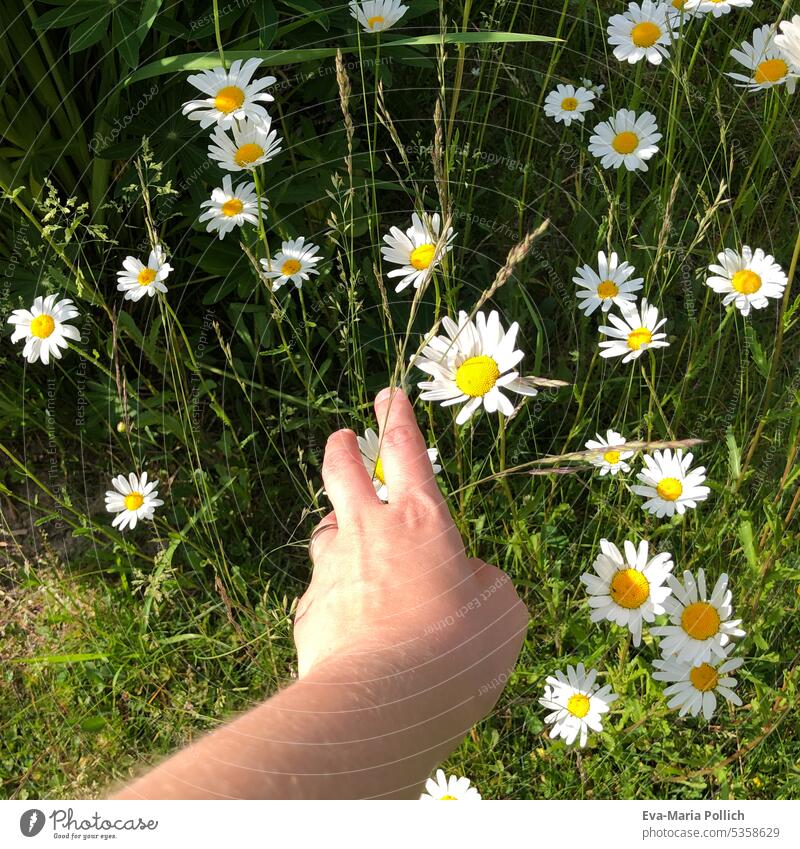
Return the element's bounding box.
[122,32,558,85]
[138,0,164,36]
[159,633,206,645]
[69,11,110,53]
[744,324,770,379]
[11,653,108,664]
[34,4,97,30]
[254,0,279,49]
[282,0,329,31]
[738,520,758,571]
[726,428,741,481]
[113,7,141,69]
[80,716,107,733]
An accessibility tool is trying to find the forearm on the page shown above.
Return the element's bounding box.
[113,639,485,800]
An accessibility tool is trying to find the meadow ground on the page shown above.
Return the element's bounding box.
[1,1,799,799]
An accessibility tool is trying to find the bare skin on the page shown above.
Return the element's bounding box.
[114,387,528,799]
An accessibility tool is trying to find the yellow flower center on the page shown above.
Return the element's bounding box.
[631,21,661,48]
[561,96,579,111]
[373,455,386,485]
[124,492,144,511]
[603,449,621,465]
[689,663,719,692]
[566,693,590,718]
[281,258,302,276]
[610,568,650,609]
[656,476,683,501]
[439,795,458,800]
[30,314,55,339]
[234,142,265,167]
[410,243,436,271]
[627,327,652,350]
[612,131,639,155]
[221,198,244,217]
[137,268,156,286]
[731,269,762,295]
[681,601,721,641]
[754,58,788,84]
[671,0,688,8]
[597,279,619,299]
[367,15,385,29]
[455,355,501,398]
[214,85,245,114]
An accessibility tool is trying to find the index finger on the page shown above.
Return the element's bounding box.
[373,386,443,503]
[322,429,380,523]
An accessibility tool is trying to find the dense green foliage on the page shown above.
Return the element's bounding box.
[1,0,798,799]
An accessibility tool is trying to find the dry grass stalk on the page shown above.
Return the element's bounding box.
[474,219,550,314]
[335,49,354,188]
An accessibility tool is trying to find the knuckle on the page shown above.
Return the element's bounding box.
[382,423,417,448]
[322,445,355,475]
[394,492,445,527]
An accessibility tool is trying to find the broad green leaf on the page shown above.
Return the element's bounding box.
[138,0,164,35]
[282,0,329,31]
[122,32,558,85]
[744,323,770,379]
[159,633,207,645]
[113,7,141,69]
[726,428,741,480]
[34,4,99,30]
[11,653,108,664]
[69,12,109,53]
[738,520,758,571]
[254,0,279,49]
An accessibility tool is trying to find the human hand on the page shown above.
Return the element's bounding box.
[114,387,528,801]
[295,386,528,717]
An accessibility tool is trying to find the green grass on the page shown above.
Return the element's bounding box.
[1,0,799,800]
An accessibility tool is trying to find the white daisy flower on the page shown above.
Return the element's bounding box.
[652,647,744,719]
[581,538,673,646]
[683,0,752,19]
[727,25,798,94]
[182,58,276,130]
[665,0,704,21]
[588,109,661,172]
[776,14,800,69]
[208,115,282,172]
[632,448,709,518]
[581,78,605,96]
[585,430,634,476]
[573,250,644,316]
[104,471,164,532]
[419,769,481,800]
[198,175,259,240]
[116,245,172,302]
[598,299,669,363]
[651,569,746,665]
[7,294,80,365]
[539,663,617,748]
[259,237,322,292]
[381,212,455,293]
[705,246,788,317]
[349,0,408,33]
[357,427,441,502]
[413,310,566,426]
[543,84,596,126]
[607,1,680,67]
